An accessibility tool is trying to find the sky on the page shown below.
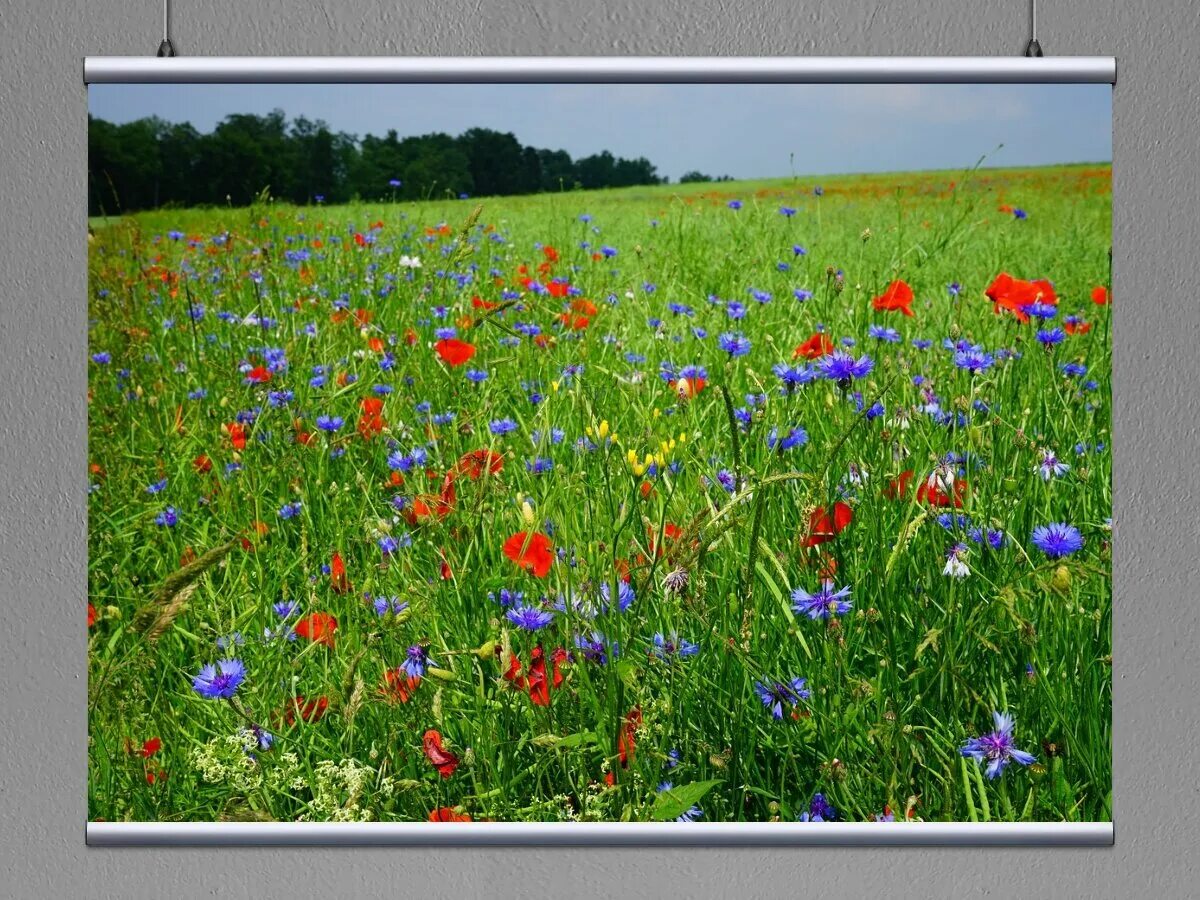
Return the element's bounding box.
[88,83,1111,182]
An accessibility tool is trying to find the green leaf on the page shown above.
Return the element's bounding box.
[649,779,722,821]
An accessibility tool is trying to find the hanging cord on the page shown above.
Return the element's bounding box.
[157,0,176,57]
[1024,0,1043,56]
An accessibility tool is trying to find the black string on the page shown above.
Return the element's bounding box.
[1024,0,1043,57]
[157,0,176,57]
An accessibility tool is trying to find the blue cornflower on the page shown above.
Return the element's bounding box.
[489,418,518,436]
[799,793,837,822]
[954,347,995,374]
[651,632,699,660]
[1012,208,1028,219]
[155,506,178,527]
[961,711,1036,778]
[1036,448,1070,481]
[767,426,809,452]
[726,301,747,320]
[868,324,901,344]
[506,604,555,631]
[817,350,874,384]
[772,363,815,391]
[378,532,411,555]
[315,415,343,432]
[791,581,853,619]
[1036,327,1065,346]
[277,500,303,520]
[718,332,752,357]
[273,600,299,619]
[526,457,554,475]
[1031,523,1083,558]
[191,659,246,700]
[948,282,962,296]
[779,206,796,217]
[489,588,524,608]
[574,631,616,664]
[371,595,408,617]
[728,200,743,210]
[1060,361,1088,377]
[400,645,433,679]
[91,352,111,364]
[600,580,635,613]
[754,677,811,720]
[145,478,168,495]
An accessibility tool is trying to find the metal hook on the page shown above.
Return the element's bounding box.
[157,0,177,57]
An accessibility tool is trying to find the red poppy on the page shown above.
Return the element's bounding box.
[883,469,914,501]
[366,336,385,353]
[357,396,385,439]
[647,522,686,559]
[294,612,337,648]
[985,272,1058,323]
[1091,285,1111,306]
[558,297,598,330]
[916,477,968,508]
[403,328,419,346]
[434,338,476,367]
[453,448,504,480]
[379,669,420,705]
[330,551,349,594]
[471,295,498,311]
[428,807,472,822]
[245,365,272,384]
[283,695,329,725]
[871,279,915,316]
[87,603,97,628]
[439,557,453,580]
[802,502,853,548]
[526,645,550,706]
[192,454,213,474]
[405,476,457,525]
[542,245,560,264]
[141,737,162,758]
[179,547,197,567]
[617,707,642,767]
[794,332,834,360]
[502,531,554,578]
[1064,320,1092,335]
[353,308,373,328]
[546,280,571,299]
[422,729,460,778]
[227,422,247,451]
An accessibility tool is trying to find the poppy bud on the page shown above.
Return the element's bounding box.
[474,640,497,660]
[1002,477,1019,494]
[426,667,456,683]
[1050,565,1072,594]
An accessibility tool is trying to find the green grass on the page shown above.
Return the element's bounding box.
[87,164,1111,824]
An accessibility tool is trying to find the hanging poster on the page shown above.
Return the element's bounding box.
[86,63,1112,841]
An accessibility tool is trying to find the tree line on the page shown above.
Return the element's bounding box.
[87,110,680,214]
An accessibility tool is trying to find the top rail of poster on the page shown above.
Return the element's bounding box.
[83,56,1116,85]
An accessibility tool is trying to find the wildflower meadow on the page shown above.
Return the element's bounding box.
[88,163,1112,825]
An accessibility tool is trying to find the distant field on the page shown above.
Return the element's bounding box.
[88,163,1112,824]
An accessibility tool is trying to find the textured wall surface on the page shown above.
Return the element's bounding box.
[1,0,1196,896]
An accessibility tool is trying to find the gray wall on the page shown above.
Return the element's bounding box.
[2,0,1196,896]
